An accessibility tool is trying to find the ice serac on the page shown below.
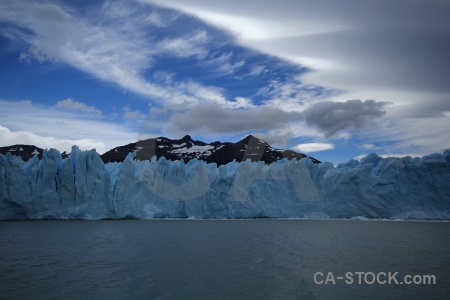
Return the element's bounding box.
[0,146,113,220]
[1,148,449,220]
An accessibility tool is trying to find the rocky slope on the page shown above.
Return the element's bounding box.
[101,135,320,166]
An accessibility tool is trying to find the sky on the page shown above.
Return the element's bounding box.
[0,0,449,164]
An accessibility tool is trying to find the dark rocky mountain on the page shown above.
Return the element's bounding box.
[0,135,320,165]
[0,144,69,162]
[101,135,321,165]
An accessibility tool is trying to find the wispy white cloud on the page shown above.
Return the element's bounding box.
[360,143,376,150]
[247,65,266,77]
[152,71,175,84]
[0,1,233,106]
[0,1,156,95]
[123,106,146,121]
[295,143,334,153]
[155,30,209,59]
[56,98,102,115]
[362,116,450,156]
[172,81,228,105]
[259,78,335,112]
[144,10,172,27]
[234,65,267,80]
[16,100,33,107]
[228,97,255,109]
[202,52,245,75]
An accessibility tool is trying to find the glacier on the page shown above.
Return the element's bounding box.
[1,146,449,220]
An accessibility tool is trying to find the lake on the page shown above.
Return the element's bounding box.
[1,219,449,299]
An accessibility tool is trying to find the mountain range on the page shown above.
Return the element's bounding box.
[0,135,320,166]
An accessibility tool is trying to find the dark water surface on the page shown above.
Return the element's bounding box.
[1,220,449,299]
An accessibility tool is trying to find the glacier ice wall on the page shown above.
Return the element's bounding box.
[1,146,449,220]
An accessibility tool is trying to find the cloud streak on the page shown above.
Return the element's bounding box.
[295,143,334,153]
[56,98,102,115]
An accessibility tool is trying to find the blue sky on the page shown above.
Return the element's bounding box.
[0,0,449,164]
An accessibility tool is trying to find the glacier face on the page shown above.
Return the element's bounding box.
[1,146,450,220]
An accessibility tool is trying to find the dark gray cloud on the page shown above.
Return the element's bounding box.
[164,99,391,139]
[165,102,301,136]
[164,100,389,140]
[303,100,389,138]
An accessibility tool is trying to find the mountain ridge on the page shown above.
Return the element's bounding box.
[0,135,321,166]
